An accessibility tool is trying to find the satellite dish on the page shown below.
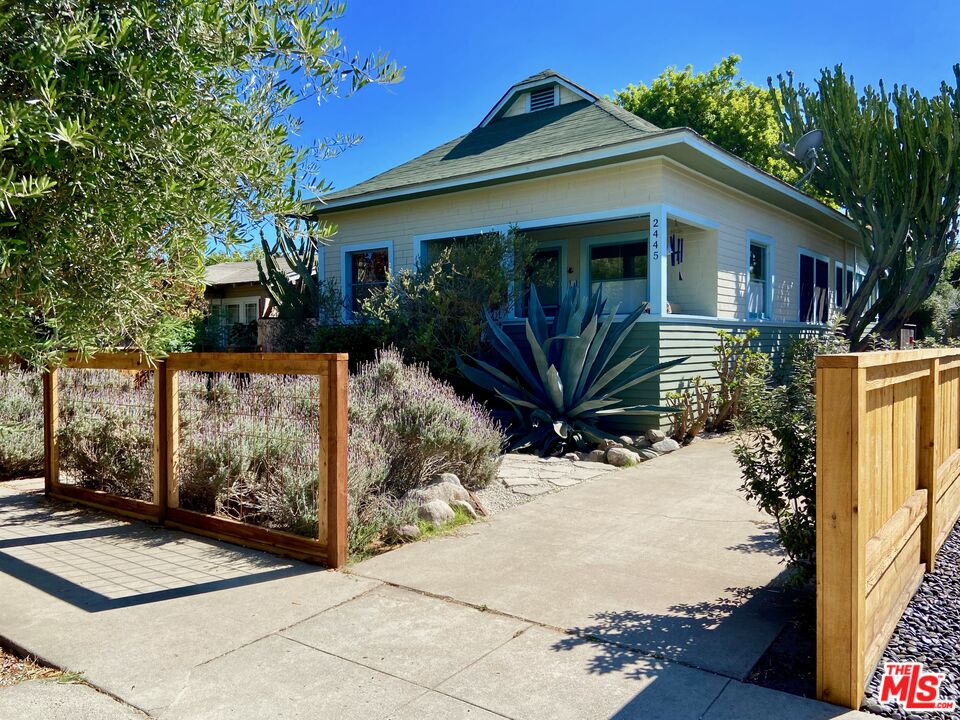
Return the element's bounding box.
[792,129,823,186]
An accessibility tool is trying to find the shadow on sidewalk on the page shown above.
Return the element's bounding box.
[0,490,317,613]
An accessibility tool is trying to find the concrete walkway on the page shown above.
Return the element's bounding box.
[0,440,871,719]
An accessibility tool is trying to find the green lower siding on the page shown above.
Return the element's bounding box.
[505,317,821,435]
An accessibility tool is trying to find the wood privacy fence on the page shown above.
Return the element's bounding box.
[817,349,960,708]
[43,352,349,567]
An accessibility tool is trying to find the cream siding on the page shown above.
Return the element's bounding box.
[321,159,665,284]
[660,161,853,322]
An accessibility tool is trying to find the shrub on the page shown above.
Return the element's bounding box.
[309,321,392,369]
[710,328,771,431]
[460,283,683,453]
[733,322,849,584]
[58,369,154,499]
[361,228,540,386]
[0,368,44,479]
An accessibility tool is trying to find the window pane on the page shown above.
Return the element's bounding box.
[749,243,765,282]
[244,302,258,323]
[589,241,647,309]
[350,249,389,312]
[225,304,240,324]
[422,238,454,265]
[835,265,845,307]
[799,254,814,322]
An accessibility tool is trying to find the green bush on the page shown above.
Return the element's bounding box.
[309,321,392,369]
[58,369,155,499]
[733,323,849,584]
[0,368,44,479]
[361,228,540,386]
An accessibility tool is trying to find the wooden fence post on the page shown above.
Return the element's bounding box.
[42,368,59,494]
[318,355,348,568]
[164,364,180,511]
[919,356,939,571]
[154,360,168,522]
[816,362,867,708]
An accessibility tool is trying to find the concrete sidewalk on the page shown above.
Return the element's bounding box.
[0,441,871,719]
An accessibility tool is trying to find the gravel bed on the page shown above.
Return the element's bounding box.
[862,520,960,719]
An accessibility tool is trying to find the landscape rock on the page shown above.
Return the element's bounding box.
[403,479,470,507]
[652,438,680,454]
[562,452,580,461]
[417,499,454,526]
[598,438,622,451]
[433,472,462,487]
[580,449,607,462]
[618,435,636,448]
[605,447,641,467]
[645,428,666,443]
[638,449,660,461]
[386,524,422,544]
[450,499,478,519]
[634,437,652,449]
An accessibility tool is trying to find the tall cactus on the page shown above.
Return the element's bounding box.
[770,65,960,348]
[257,215,325,320]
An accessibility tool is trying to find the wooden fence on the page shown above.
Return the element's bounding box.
[43,352,348,567]
[816,349,960,708]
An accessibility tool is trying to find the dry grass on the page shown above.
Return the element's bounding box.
[0,647,83,687]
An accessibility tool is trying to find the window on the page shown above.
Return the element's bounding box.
[529,86,556,112]
[747,240,771,318]
[587,237,648,310]
[347,247,389,313]
[225,303,240,325]
[244,301,258,323]
[834,261,855,309]
[799,251,830,323]
[518,245,563,317]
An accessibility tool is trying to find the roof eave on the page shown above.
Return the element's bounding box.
[310,129,856,240]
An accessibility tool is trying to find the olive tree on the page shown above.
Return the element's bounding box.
[771,65,960,348]
[0,0,400,365]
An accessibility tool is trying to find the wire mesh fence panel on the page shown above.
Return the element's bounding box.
[56,368,157,502]
[175,371,322,538]
[0,365,44,479]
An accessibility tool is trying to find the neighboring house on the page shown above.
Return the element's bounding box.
[309,69,863,429]
[202,259,295,349]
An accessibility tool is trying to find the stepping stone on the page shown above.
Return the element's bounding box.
[501,476,542,488]
[511,484,553,496]
[546,477,581,488]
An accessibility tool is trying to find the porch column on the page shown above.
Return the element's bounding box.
[648,206,668,315]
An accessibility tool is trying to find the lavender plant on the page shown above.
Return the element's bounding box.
[0,368,44,478]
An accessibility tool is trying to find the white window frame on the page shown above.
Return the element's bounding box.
[797,248,831,325]
[746,232,774,320]
[512,239,567,319]
[340,240,394,322]
[580,231,650,318]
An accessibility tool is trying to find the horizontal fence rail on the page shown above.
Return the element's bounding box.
[43,352,348,567]
[816,349,960,708]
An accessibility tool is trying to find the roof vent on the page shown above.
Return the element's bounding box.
[529,86,556,112]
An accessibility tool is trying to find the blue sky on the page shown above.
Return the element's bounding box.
[303,0,959,198]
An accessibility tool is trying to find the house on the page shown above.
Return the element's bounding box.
[201,259,295,349]
[308,69,862,429]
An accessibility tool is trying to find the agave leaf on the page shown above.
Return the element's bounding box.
[581,349,649,400]
[494,386,542,410]
[553,284,576,337]
[574,303,619,399]
[566,396,621,416]
[603,356,689,399]
[527,284,549,347]
[545,365,564,411]
[553,420,569,439]
[560,314,598,406]
[585,302,648,389]
[456,355,520,398]
[595,404,679,416]
[575,419,631,445]
[483,308,542,391]
[526,321,551,385]
[509,424,553,452]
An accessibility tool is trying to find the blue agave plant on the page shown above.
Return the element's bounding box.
[458,283,687,452]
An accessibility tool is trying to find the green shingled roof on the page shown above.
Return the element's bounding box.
[318,92,665,205]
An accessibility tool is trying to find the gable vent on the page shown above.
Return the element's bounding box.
[529,86,556,112]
